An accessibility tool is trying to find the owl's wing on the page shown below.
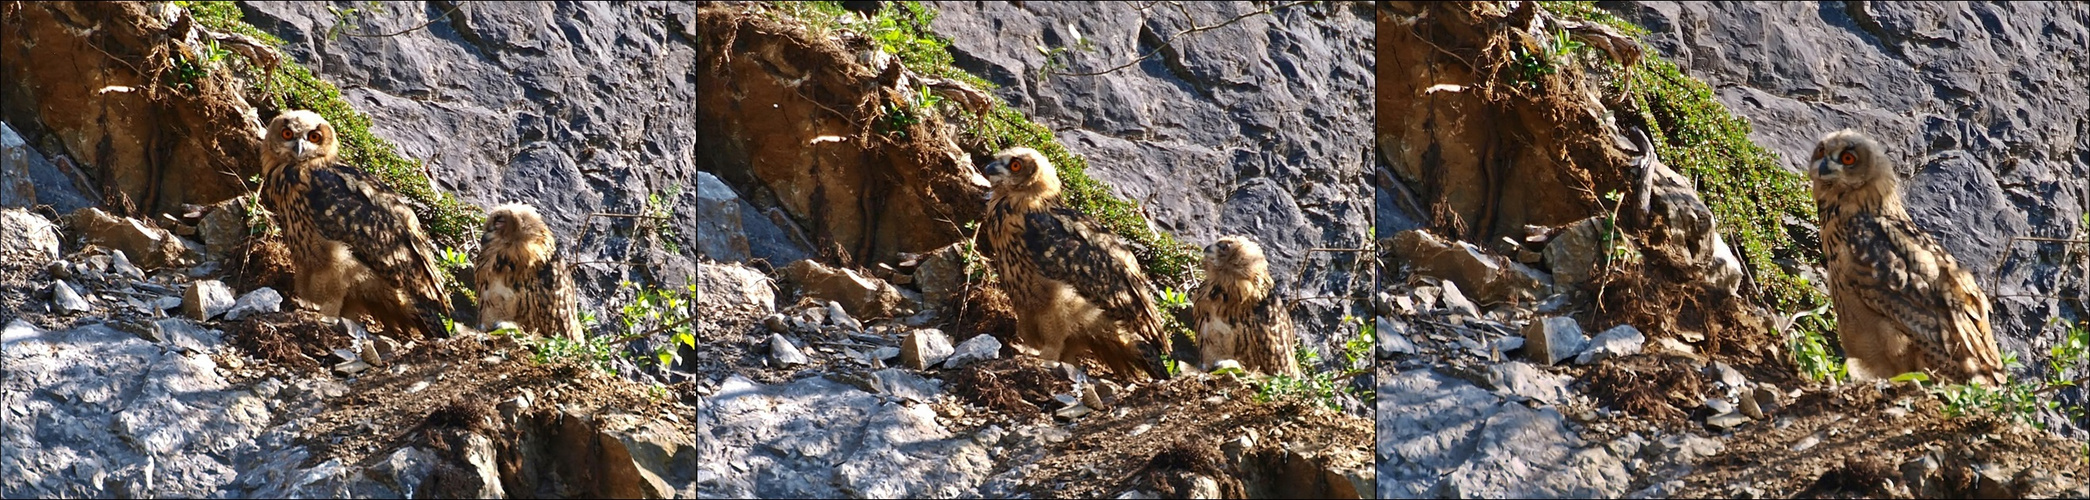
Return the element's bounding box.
[536,244,583,340]
[304,164,453,312]
[1843,214,2005,380]
[1020,207,1169,375]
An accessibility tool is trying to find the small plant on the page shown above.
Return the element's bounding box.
[1786,303,1847,384]
[240,175,281,237]
[1343,315,1375,370]
[643,185,684,253]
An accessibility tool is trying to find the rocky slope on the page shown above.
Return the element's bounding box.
[1375,2,2089,498]
[1604,0,2090,432]
[2,2,699,498]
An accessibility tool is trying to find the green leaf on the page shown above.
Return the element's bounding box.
[1889,372,1930,383]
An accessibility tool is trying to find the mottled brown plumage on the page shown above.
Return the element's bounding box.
[260,110,452,339]
[1809,129,2006,386]
[1192,236,1300,376]
[474,203,582,342]
[978,147,1170,381]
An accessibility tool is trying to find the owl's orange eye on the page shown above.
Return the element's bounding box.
[1009,159,1024,172]
[1838,151,1856,165]
[306,130,324,143]
[279,129,295,140]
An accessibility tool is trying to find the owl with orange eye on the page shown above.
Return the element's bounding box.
[1807,129,2006,386]
[259,109,453,340]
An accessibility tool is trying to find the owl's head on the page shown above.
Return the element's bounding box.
[483,203,555,247]
[982,147,1061,197]
[1202,235,1269,281]
[262,110,339,171]
[1807,129,1893,194]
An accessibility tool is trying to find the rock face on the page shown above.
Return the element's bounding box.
[699,374,994,498]
[928,1,1378,347]
[1606,1,2090,363]
[1376,369,1631,498]
[238,1,700,301]
[0,209,60,262]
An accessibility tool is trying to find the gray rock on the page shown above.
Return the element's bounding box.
[1438,280,1480,318]
[1486,361,1574,406]
[223,288,283,321]
[779,260,914,320]
[1708,361,1748,390]
[700,375,991,498]
[698,261,776,315]
[1376,317,1416,358]
[49,281,91,314]
[183,280,235,321]
[942,334,1002,369]
[1,122,93,213]
[825,301,862,332]
[1522,317,1588,366]
[696,171,753,263]
[872,347,900,362]
[1377,369,1629,498]
[768,334,809,366]
[1575,325,1646,364]
[0,209,60,262]
[762,314,789,333]
[901,329,955,370]
[107,250,144,280]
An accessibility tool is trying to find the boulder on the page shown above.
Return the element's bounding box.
[942,334,1002,369]
[1522,317,1587,366]
[224,287,283,321]
[767,334,809,366]
[183,280,236,320]
[63,207,193,269]
[1574,325,1646,365]
[695,172,752,263]
[195,197,249,263]
[697,261,775,315]
[0,209,61,261]
[901,329,955,370]
[1390,230,1550,305]
[49,281,91,314]
[778,259,912,319]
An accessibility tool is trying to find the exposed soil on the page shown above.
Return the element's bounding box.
[947,357,1067,418]
[225,310,349,373]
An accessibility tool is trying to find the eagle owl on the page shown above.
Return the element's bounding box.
[1808,129,2006,386]
[474,203,582,342]
[978,147,1171,381]
[1192,236,1300,376]
[260,110,453,339]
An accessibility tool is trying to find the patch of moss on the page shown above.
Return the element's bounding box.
[1544,3,1838,375]
[176,1,483,248]
[769,1,1202,289]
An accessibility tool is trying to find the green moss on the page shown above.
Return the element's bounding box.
[768,1,1201,288]
[175,1,483,248]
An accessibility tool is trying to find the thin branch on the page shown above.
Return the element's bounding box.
[1050,1,1319,78]
[337,3,463,38]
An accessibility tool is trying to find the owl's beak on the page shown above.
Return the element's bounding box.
[293,140,309,158]
[981,158,1009,182]
[1814,158,1837,178]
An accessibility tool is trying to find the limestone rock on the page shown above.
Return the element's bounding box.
[49,281,91,314]
[64,207,194,269]
[779,259,912,319]
[183,280,235,320]
[1574,325,1646,364]
[1391,230,1551,305]
[223,287,282,321]
[901,329,955,370]
[768,334,809,366]
[195,197,249,263]
[697,261,775,315]
[696,172,752,263]
[943,334,1001,369]
[1522,317,1587,366]
[1437,281,1481,318]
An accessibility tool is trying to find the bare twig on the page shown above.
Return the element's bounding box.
[1049,1,1319,78]
[336,3,463,38]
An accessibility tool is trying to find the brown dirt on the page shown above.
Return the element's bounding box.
[1143,439,1248,499]
[1015,373,1372,499]
[1678,381,2089,498]
[227,232,294,294]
